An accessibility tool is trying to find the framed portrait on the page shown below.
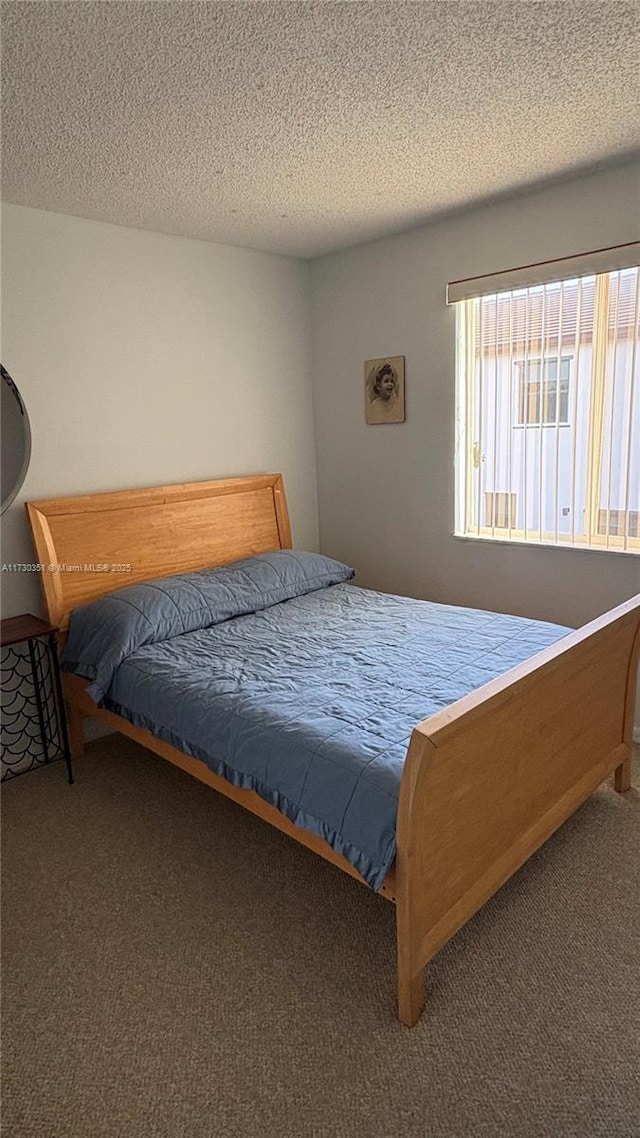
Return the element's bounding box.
[365,356,405,424]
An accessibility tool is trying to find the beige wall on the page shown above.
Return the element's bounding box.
[310,160,639,622]
[1,204,318,620]
[310,160,640,729]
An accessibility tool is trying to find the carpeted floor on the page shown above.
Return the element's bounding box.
[2,735,639,1138]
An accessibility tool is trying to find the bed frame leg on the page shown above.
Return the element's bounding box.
[67,703,86,760]
[614,756,632,793]
[398,966,425,1027]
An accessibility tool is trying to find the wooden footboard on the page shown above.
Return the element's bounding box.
[395,593,640,1026]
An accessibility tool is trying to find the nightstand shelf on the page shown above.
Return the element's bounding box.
[1,614,74,783]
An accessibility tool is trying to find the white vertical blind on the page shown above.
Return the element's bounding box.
[455,266,640,553]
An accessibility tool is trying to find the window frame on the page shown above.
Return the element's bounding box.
[454,268,639,555]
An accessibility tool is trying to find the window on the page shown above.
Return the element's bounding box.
[515,356,571,426]
[454,264,640,553]
[484,491,517,529]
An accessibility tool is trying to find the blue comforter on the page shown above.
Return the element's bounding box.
[62,553,570,890]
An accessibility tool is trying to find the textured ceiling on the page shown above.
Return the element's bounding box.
[2,1,639,259]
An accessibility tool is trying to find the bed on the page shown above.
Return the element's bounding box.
[27,472,640,1027]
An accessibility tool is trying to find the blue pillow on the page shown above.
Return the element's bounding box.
[61,550,355,703]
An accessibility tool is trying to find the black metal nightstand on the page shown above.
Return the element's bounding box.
[1,614,74,783]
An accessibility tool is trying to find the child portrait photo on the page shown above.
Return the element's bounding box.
[364,356,405,424]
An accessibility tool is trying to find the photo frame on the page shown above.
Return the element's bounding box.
[364,356,405,424]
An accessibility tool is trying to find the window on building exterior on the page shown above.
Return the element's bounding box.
[454,265,639,553]
[515,356,571,426]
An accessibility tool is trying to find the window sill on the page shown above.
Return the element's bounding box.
[454,531,640,556]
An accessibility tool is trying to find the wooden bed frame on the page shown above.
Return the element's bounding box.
[27,473,640,1027]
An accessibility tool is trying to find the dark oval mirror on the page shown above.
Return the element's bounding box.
[1,365,32,513]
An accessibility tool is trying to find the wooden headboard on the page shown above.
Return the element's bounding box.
[27,473,292,631]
